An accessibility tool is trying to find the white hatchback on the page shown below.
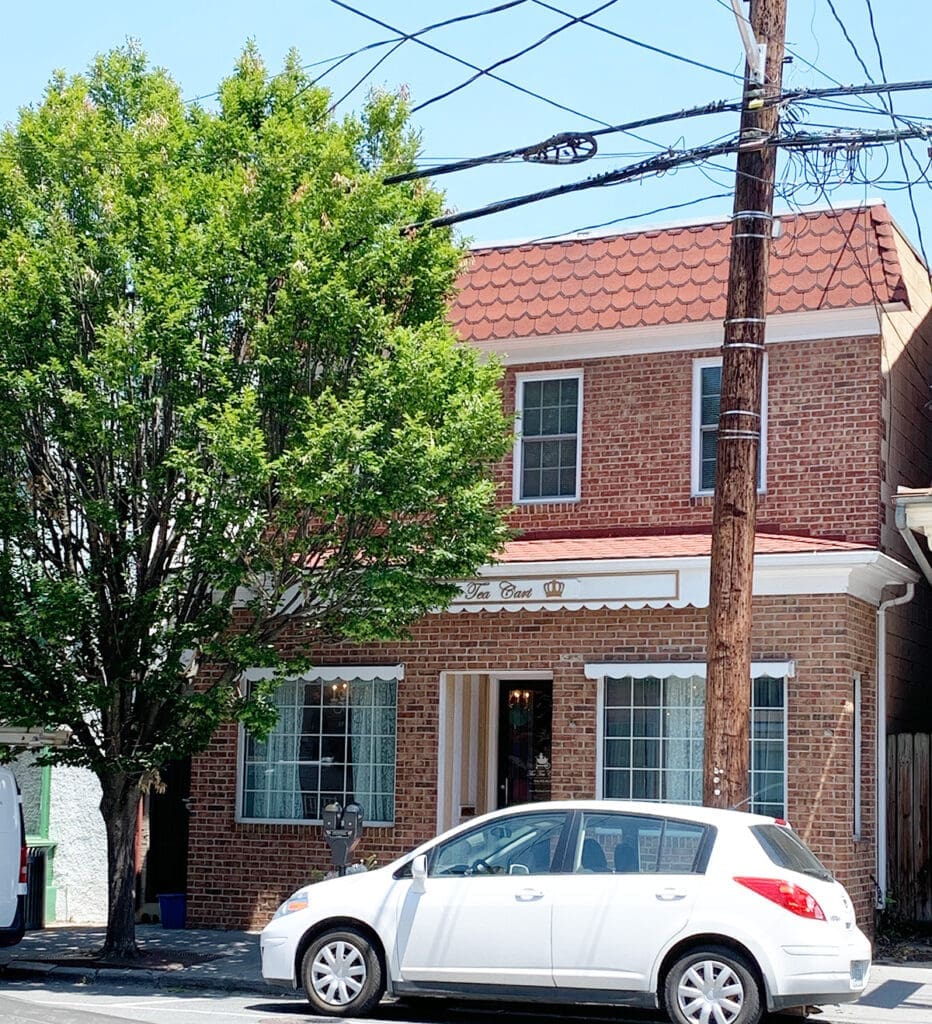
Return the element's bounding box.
[260,800,871,1024]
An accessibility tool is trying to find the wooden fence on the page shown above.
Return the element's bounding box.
[887,733,932,923]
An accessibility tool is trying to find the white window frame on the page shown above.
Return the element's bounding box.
[236,665,402,826]
[513,369,583,504]
[691,356,768,496]
[590,661,789,815]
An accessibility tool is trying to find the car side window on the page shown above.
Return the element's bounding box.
[575,813,707,874]
[429,812,566,877]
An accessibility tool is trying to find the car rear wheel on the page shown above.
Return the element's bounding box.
[664,946,762,1024]
[301,927,384,1017]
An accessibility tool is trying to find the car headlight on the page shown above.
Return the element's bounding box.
[273,888,310,918]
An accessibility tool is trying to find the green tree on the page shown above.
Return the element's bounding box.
[0,44,511,956]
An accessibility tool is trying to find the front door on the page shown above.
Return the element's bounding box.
[497,681,552,808]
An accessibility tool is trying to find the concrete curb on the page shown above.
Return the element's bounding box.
[0,960,275,996]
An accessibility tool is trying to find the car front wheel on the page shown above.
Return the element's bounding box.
[301,927,385,1017]
[664,946,762,1024]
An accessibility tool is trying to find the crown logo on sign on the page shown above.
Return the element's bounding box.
[543,578,565,598]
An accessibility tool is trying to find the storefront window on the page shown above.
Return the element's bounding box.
[241,676,397,824]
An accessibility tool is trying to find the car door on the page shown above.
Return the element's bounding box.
[395,810,567,988]
[551,811,709,992]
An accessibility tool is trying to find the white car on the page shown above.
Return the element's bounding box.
[260,800,871,1024]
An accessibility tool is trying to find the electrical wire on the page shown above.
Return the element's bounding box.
[328,0,617,128]
[405,124,932,231]
[413,0,619,113]
[387,79,932,185]
[529,192,735,242]
[531,0,743,81]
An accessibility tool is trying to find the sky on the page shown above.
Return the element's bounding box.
[1,1,930,253]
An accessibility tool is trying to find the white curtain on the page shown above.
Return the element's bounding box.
[349,678,396,823]
[260,680,303,820]
[663,674,704,804]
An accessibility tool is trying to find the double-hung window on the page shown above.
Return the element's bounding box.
[514,371,582,502]
[239,669,399,825]
[593,663,788,817]
[691,357,767,495]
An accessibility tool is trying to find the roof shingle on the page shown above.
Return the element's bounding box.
[452,205,908,342]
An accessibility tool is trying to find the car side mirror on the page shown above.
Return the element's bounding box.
[411,854,428,893]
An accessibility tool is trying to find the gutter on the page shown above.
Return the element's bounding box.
[895,502,932,588]
[875,581,916,909]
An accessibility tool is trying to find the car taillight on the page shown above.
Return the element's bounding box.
[19,845,27,886]
[734,876,826,920]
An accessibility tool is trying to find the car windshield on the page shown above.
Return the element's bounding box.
[751,824,834,881]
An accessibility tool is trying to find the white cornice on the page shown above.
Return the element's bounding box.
[469,306,902,366]
[443,549,918,614]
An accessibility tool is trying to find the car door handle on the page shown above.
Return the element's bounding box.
[655,888,687,901]
[515,888,544,902]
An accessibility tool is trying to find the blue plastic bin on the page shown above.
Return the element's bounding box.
[157,892,187,929]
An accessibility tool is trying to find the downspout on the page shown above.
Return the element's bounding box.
[875,580,915,909]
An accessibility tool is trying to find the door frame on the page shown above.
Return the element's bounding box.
[437,671,553,832]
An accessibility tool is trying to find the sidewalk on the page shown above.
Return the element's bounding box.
[0,925,930,1022]
[0,923,281,996]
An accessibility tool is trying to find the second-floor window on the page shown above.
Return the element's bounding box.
[515,371,582,502]
[691,357,767,495]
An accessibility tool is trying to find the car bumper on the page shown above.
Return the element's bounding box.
[769,930,872,1011]
[259,931,297,986]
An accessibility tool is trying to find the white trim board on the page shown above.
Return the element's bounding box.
[445,550,917,613]
[470,306,897,366]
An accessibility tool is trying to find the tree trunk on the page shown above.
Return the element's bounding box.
[99,772,141,959]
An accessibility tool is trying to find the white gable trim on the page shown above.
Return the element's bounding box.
[470,306,898,366]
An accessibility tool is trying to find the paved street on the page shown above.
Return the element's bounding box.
[1,926,931,1024]
[2,975,932,1024]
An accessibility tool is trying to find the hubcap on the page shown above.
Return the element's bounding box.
[311,939,367,1006]
[676,959,745,1024]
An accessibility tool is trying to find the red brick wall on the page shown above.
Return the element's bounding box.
[499,336,884,545]
[188,594,878,932]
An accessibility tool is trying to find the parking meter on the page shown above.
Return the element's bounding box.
[321,801,365,875]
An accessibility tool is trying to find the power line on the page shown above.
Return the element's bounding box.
[529,192,734,242]
[387,78,932,185]
[413,0,620,114]
[531,0,743,81]
[405,124,932,231]
[328,0,617,128]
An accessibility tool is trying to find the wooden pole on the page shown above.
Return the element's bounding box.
[704,0,788,809]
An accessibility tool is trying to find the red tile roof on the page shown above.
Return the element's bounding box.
[497,532,870,563]
[452,205,908,342]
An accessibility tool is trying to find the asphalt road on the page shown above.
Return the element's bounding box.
[0,980,894,1024]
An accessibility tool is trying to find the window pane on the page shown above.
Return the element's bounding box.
[605,677,631,706]
[523,380,541,408]
[541,379,561,406]
[431,812,566,877]
[633,677,661,706]
[522,407,542,436]
[604,739,630,768]
[604,708,631,738]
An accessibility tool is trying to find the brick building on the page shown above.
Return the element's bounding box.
[186,201,932,932]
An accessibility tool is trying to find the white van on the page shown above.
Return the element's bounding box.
[0,767,26,946]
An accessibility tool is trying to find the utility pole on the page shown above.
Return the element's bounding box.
[704,0,787,809]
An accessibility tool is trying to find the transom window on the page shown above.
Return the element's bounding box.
[599,669,786,817]
[691,357,767,495]
[240,674,397,824]
[515,372,582,502]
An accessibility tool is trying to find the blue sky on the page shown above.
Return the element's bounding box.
[2,1,929,252]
